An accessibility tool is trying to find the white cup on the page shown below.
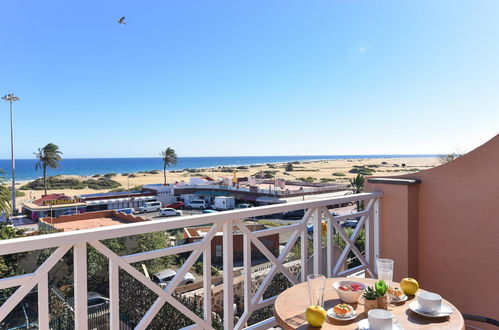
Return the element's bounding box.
[417,291,442,313]
[368,309,398,330]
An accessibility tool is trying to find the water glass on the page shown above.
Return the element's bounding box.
[307,274,325,307]
[376,259,394,287]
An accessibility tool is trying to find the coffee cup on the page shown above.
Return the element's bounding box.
[368,309,398,330]
[417,291,442,313]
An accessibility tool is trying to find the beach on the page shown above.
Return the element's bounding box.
[14,156,440,207]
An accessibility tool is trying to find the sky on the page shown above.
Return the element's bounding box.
[0,0,498,158]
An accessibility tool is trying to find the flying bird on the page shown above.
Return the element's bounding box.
[118,17,126,25]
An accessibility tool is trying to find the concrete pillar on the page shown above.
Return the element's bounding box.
[365,178,421,282]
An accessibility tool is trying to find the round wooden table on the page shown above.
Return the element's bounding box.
[274,277,464,329]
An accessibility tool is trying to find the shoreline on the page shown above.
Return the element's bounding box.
[1,154,439,182]
[13,156,441,208]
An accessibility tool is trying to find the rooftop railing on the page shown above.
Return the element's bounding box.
[0,191,382,330]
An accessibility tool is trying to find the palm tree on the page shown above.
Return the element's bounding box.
[160,147,178,185]
[34,143,63,195]
[0,169,11,216]
[349,173,365,211]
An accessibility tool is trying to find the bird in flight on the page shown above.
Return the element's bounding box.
[118,17,126,25]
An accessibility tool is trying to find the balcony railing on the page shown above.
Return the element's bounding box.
[0,191,382,330]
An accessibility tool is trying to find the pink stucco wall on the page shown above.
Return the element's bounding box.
[366,134,499,320]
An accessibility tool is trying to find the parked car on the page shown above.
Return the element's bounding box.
[202,209,219,214]
[187,199,208,210]
[165,201,184,209]
[68,292,109,310]
[151,269,195,288]
[280,209,306,220]
[138,201,162,213]
[115,208,134,215]
[235,203,254,209]
[341,220,358,228]
[62,210,82,216]
[159,208,182,217]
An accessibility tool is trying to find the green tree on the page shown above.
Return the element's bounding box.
[34,143,63,195]
[285,162,294,171]
[349,173,365,210]
[0,169,11,215]
[0,223,25,304]
[160,147,178,185]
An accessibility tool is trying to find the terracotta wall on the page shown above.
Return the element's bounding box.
[366,134,499,320]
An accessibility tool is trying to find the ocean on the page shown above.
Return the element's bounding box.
[0,155,436,181]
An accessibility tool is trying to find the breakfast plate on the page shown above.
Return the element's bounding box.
[408,301,453,318]
[357,318,404,330]
[327,308,358,321]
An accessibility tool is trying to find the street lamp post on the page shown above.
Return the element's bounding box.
[2,93,20,218]
[283,172,305,201]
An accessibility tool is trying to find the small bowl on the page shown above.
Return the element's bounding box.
[333,280,366,303]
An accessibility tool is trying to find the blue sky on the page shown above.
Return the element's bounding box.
[0,0,498,158]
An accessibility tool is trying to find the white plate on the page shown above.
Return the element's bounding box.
[408,301,453,318]
[327,307,358,321]
[357,318,404,330]
[389,294,408,302]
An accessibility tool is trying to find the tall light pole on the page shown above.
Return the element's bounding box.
[2,93,20,217]
[283,172,305,201]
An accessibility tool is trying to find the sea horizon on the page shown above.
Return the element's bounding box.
[0,154,438,181]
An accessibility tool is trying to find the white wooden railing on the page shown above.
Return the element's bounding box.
[0,192,382,330]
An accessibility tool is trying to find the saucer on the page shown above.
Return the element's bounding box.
[408,301,453,318]
[389,294,408,302]
[357,318,404,329]
[327,308,358,321]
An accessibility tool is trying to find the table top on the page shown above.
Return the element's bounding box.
[274,277,464,329]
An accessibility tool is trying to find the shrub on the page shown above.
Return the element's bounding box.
[121,173,129,176]
[332,173,346,177]
[285,162,294,171]
[92,174,101,178]
[14,190,25,197]
[236,166,248,170]
[83,178,121,190]
[128,174,137,178]
[147,170,160,174]
[20,176,86,190]
[348,166,375,175]
[298,177,316,182]
[103,173,117,178]
[320,178,336,182]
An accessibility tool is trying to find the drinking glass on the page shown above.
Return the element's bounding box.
[307,274,326,307]
[376,259,394,287]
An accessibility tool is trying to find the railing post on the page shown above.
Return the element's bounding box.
[312,208,322,275]
[326,213,333,278]
[203,245,212,325]
[243,232,252,317]
[223,221,234,330]
[38,273,49,330]
[109,261,119,329]
[373,198,380,270]
[74,242,88,330]
[300,230,308,282]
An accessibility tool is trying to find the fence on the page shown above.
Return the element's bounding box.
[0,192,381,330]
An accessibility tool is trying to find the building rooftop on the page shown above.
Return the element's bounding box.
[50,216,134,231]
[39,210,149,232]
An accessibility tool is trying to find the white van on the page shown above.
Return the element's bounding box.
[187,199,208,210]
[138,201,162,213]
